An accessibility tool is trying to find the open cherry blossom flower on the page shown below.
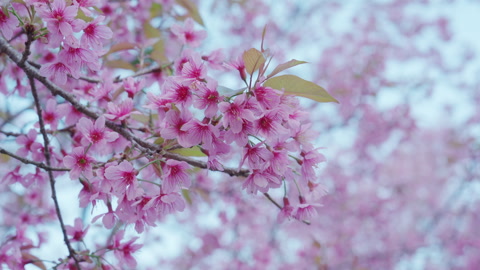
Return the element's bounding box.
[162,160,190,193]
[77,116,119,148]
[63,146,94,179]
[171,18,206,47]
[65,218,89,242]
[0,9,18,40]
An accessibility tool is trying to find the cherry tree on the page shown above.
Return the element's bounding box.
[1,0,479,269]
[0,0,337,269]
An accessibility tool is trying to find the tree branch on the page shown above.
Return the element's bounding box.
[0,35,249,179]
[0,147,70,171]
[28,66,81,268]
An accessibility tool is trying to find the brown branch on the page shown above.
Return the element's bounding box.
[27,59,169,85]
[163,152,250,177]
[0,130,21,137]
[0,35,249,179]
[0,147,70,171]
[20,25,34,65]
[28,62,81,268]
[263,193,311,225]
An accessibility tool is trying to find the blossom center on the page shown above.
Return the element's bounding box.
[90,131,103,143]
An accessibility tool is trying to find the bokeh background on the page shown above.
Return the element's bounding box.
[1,0,480,269]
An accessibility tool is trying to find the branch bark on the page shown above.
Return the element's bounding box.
[0,35,249,178]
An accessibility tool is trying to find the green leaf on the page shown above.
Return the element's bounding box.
[264,75,338,103]
[151,40,168,64]
[182,189,192,205]
[154,137,164,145]
[104,60,136,71]
[176,0,205,26]
[267,59,308,78]
[0,154,10,163]
[76,8,93,22]
[242,48,266,75]
[107,42,136,55]
[217,85,246,96]
[131,114,151,124]
[169,146,206,157]
[150,3,163,19]
[143,22,161,39]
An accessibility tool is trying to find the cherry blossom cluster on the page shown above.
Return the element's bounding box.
[0,0,333,268]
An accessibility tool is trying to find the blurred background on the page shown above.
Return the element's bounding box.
[1,0,479,269]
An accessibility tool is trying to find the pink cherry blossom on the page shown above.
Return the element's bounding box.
[116,196,156,233]
[181,119,219,150]
[65,218,89,242]
[160,109,193,147]
[77,116,119,148]
[58,44,100,72]
[224,119,255,146]
[104,98,135,121]
[41,98,60,130]
[269,148,290,175]
[144,92,173,120]
[0,9,18,40]
[194,79,222,118]
[63,146,94,179]
[180,54,207,84]
[253,86,281,110]
[218,94,255,134]
[39,60,77,85]
[277,197,294,223]
[81,16,112,49]
[37,0,84,47]
[145,192,186,216]
[163,77,193,107]
[206,133,231,158]
[171,18,207,47]
[225,55,247,82]
[299,148,326,181]
[16,129,42,157]
[162,160,190,193]
[242,169,281,194]
[123,77,145,98]
[110,230,142,269]
[240,142,273,170]
[293,196,319,221]
[104,161,140,200]
[202,49,225,70]
[57,103,83,126]
[73,0,99,16]
[3,166,22,185]
[254,109,289,139]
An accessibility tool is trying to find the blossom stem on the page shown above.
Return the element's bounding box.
[137,159,162,172]
[263,192,282,209]
[137,178,161,187]
[263,193,310,225]
[292,177,303,197]
[84,143,92,155]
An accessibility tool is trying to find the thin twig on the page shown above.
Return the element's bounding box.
[0,147,70,171]
[28,68,81,269]
[20,25,34,65]
[263,193,311,225]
